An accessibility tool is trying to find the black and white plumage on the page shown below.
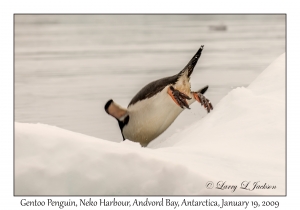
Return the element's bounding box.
[105,45,213,146]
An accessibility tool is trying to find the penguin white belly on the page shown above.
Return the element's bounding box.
[123,86,185,146]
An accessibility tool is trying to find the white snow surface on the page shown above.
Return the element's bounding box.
[15,53,285,195]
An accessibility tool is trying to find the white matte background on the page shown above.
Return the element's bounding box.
[1,0,298,209]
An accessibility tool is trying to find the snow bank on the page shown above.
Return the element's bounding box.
[15,53,285,195]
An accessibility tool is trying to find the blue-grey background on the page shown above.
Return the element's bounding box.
[14,15,285,143]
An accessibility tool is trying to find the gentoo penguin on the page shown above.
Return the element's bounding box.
[105,45,213,147]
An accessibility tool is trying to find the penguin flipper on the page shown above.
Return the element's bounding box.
[167,86,191,109]
[198,85,209,94]
[104,99,128,121]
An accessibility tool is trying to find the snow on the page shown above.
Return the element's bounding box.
[15,53,285,195]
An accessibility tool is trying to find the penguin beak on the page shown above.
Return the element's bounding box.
[179,45,204,78]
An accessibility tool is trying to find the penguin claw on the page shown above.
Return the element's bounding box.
[168,86,191,109]
[193,92,213,113]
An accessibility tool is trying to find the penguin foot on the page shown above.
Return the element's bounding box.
[192,92,213,113]
[168,86,191,109]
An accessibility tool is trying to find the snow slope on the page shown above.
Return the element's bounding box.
[15,53,285,195]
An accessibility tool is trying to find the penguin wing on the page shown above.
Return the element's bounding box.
[199,85,209,94]
[105,99,128,121]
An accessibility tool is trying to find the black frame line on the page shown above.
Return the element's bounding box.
[13,13,287,197]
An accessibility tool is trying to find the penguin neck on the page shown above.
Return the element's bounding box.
[118,115,130,140]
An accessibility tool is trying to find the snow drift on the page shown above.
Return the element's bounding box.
[15,53,285,195]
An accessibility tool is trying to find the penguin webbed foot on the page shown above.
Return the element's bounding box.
[168,86,191,109]
[193,92,213,113]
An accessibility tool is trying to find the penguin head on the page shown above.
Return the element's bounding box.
[104,99,129,140]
